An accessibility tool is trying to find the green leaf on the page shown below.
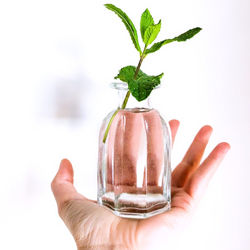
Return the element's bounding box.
[174,27,202,42]
[143,20,161,46]
[115,66,163,101]
[128,73,164,101]
[115,66,146,82]
[145,39,174,54]
[145,27,202,55]
[140,9,154,41]
[105,4,142,54]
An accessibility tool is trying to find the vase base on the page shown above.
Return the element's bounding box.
[112,202,171,219]
[98,192,171,219]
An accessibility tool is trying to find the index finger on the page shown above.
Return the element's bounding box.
[185,142,230,200]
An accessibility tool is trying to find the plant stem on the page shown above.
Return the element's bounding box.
[134,56,144,79]
[102,108,120,143]
[102,49,146,143]
[121,55,144,109]
[121,91,130,109]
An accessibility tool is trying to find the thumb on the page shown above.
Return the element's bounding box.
[51,159,85,215]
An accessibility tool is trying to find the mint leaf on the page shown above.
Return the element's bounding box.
[115,66,163,101]
[175,27,202,41]
[146,27,202,55]
[105,4,142,54]
[145,39,173,54]
[143,20,161,46]
[115,66,146,82]
[128,73,164,101]
[140,9,154,41]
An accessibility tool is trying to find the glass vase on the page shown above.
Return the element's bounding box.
[97,82,171,219]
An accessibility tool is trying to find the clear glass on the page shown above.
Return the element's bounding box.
[97,82,171,219]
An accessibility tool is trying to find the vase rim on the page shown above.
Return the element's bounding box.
[110,82,128,90]
[110,81,161,91]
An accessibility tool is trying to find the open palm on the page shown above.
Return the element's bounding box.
[51,120,230,250]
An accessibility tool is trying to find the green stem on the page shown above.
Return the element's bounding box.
[121,91,131,109]
[120,54,144,108]
[102,48,146,143]
[134,55,144,79]
[102,108,120,143]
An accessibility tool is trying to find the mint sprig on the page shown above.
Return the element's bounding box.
[102,4,202,143]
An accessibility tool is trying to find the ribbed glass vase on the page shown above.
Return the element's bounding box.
[97,82,171,219]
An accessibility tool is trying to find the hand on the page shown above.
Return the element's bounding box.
[51,120,230,250]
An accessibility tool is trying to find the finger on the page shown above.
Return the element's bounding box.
[51,159,85,214]
[185,142,230,199]
[169,119,180,146]
[172,125,213,187]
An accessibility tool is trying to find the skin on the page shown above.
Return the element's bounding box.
[51,120,230,250]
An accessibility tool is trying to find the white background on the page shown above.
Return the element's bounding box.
[0,0,249,249]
